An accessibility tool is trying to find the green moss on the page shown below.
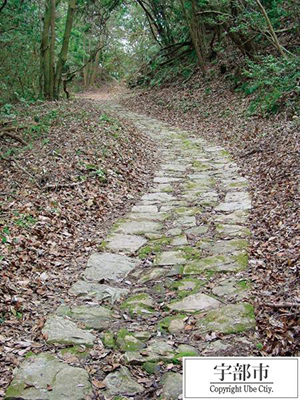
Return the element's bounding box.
[237,280,250,290]
[138,237,171,259]
[60,346,89,359]
[158,314,186,333]
[24,351,34,358]
[110,218,128,233]
[235,252,248,269]
[244,303,255,319]
[192,161,210,170]
[181,139,195,149]
[5,382,25,398]
[138,246,153,259]
[204,270,216,279]
[183,182,198,191]
[162,186,173,193]
[98,240,108,251]
[174,206,202,216]
[171,351,198,364]
[174,207,187,214]
[220,150,230,157]
[231,239,249,250]
[256,343,263,351]
[116,328,145,352]
[181,246,202,261]
[171,278,205,299]
[142,362,160,374]
[103,331,116,349]
[121,293,155,316]
[229,181,247,188]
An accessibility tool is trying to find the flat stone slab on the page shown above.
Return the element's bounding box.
[138,267,166,283]
[161,372,183,400]
[173,278,204,293]
[185,226,209,236]
[183,253,247,274]
[84,253,139,282]
[198,191,219,206]
[121,293,155,315]
[141,192,176,202]
[106,234,147,253]
[175,215,196,228]
[204,146,224,152]
[104,366,144,397]
[117,328,146,352]
[197,303,255,334]
[5,353,92,400]
[127,212,169,221]
[167,227,182,236]
[168,293,220,312]
[56,304,112,330]
[168,318,185,333]
[202,337,255,356]
[116,220,163,235]
[199,239,248,255]
[187,174,215,185]
[153,177,182,184]
[212,278,249,298]
[155,251,187,266]
[132,205,158,213]
[124,339,197,365]
[225,191,251,203]
[161,163,188,171]
[42,315,95,346]
[171,235,188,246]
[216,224,250,238]
[215,199,251,212]
[214,211,248,225]
[69,281,128,303]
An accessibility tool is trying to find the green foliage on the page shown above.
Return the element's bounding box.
[241,55,300,115]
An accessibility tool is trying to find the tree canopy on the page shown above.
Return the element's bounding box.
[0,0,299,108]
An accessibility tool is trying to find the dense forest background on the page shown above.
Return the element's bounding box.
[0,0,299,114]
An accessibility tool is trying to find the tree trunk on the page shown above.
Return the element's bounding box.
[40,0,51,98]
[255,0,285,57]
[53,0,76,98]
[90,48,101,87]
[49,0,56,99]
[180,0,206,73]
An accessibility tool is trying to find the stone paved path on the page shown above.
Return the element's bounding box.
[6,103,256,399]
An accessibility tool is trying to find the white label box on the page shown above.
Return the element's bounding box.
[183,357,298,399]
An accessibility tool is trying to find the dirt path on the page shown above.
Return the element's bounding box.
[5,101,257,399]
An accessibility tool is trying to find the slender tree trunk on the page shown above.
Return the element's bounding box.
[49,0,56,99]
[40,0,51,98]
[180,0,205,73]
[255,0,285,57]
[54,0,76,98]
[90,48,101,86]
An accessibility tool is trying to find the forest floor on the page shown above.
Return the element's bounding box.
[1,78,299,398]
[0,94,157,395]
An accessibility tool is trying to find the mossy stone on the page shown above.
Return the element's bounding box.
[142,362,160,374]
[103,331,116,349]
[197,303,255,334]
[158,314,186,333]
[117,328,145,352]
[121,293,155,316]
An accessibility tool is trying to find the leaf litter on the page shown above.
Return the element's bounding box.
[0,98,157,391]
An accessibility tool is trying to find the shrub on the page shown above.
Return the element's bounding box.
[240,55,300,115]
